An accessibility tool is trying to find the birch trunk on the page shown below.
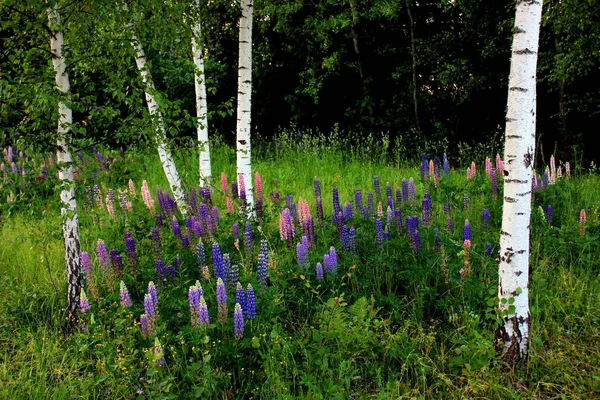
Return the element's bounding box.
[125,12,187,215]
[236,0,254,211]
[192,2,211,188]
[497,0,543,365]
[47,1,82,329]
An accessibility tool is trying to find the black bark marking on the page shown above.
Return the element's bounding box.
[514,48,536,55]
[510,87,528,92]
[504,196,517,203]
[515,271,522,276]
[504,170,509,176]
[516,191,532,197]
[505,179,528,184]
[524,152,532,168]
[501,230,512,236]
[506,117,517,122]
[507,135,523,139]
[513,26,526,34]
[517,250,526,254]
[516,212,525,215]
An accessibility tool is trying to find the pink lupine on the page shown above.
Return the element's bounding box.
[254,172,263,201]
[141,180,155,215]
[221,172,229,194]
[128,179,136,198]
[580,209,586,236]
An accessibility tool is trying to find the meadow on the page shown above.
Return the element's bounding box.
[0,132,599,399]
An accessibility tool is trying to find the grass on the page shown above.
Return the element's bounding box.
[0,132,599,399]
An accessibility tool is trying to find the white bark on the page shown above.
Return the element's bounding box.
[47,1,82,327]
[191,4,211,188]
[125,10,187,215]
[498,0,543,364]
[236,0,254,210]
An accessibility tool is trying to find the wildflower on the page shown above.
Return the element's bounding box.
[313,177,322,199]
[79,289,90,313]
[257,240,269,290]
[546,205,553,224]
[580,209,586,236]
[229,263,240,287]
[196,241,205,269]
[234,303,245,339]
[171,218,181,239]
[217,278,227,323]
[332,188,341,216]
[244,223,253,254]
[376,218,384,251]
[402,179,409,204]
[96,240,110,270]
[341,225,350,251]
[485,243,493,257]
[316,262,324,279]
[373,176,381,199]
[212,243,225,283]
[153,338,165,366]
[155,259,165,282]
[110,249,123,276]
[349,227,356,253]
[120,281,132,308]
[463,220,471,242]
[151,228,161,258]
[246,284,257,320]
[482,209,491,231]
[124,232,137,270]
[443,153,449,176]
[408,178,416,204]
[355,189,363,214]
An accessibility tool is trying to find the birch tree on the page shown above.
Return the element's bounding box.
[191,0,211,188]
[123,4,187,214]
[236,0,254,211]
[497,0,543,365]
[47,0,82,329]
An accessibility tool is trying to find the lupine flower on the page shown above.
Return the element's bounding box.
[223,254,231,286]
[443,154,450,177]
[341,225,350,251]
[332,188,341,216]
[123,232,136,270]
[463,220,471,242]
[355,189,363,214]
[402,179,409,204]
[105,193,115,218]
[110,249,123,276]
[349,228,356,253]
[171,218,181,239]
[373,176,381,199]
[446,216,454,232]
[79,288,90,313]
[387,195,394,213]
[231,181,239,199]
[279,209,295,246]
[221,172,229,194]
[485,243,493,256]
[408,178,416,204]
[394,208,403,235]
[495,154,504,173]
[198,296,210,325]
[367,192,374,215]
[189,284,202,328]
[257,240,269,290]
[196,241,206,269]
[485,157,492,178]
[482,209,491,231]
[316,197,324,224]
[155,259,165,281]
[217,277,227,323]
[420,154,428,179]
[421,192,431,227]
[343,201,353,222]
[120,281,132,308]
[244,223,253,254]
[233,303,245,339]
[580,209,586,236]
[316,262,324,279]
[377,202,383,218]
[444,202,450,214]
[151,228,161,258]
[329,247,338,275]
[238,174,246,204]
[232,223,240,240]
[412,229,421,253]
[153,338,166,366]
[148,281,158,308]
[313,177,322,199]
[491,168,498,200]
[235,282,246,316]
[546,205,553,224]
[212,243,225,283]
[156,214,163,227]
[376,218,384,251]
[96,240,110,270]
[429,160,435,180]
[245,284,256,320]
[296,239,309,268]
[80,251,93,280]
[166,264,176,280]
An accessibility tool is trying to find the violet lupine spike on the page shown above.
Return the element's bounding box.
[373,176,381,200]
[313,177,322,199]
[316,262,324,279]
[343,201,353,222]
[285,195,294,210]
[216,277,227,323]
[446,216,454,232]
[244,223,253,254]
[323,254,331,274]
[355,189,363,214]
[349,227,356,252]
[80,251,93,280]
[79,289,90,313]
[120,281,132,308]
[144,293,157,321]
[155,259,165,282]
[386,183,392,201]
[316,198,324,224]
[421,193,431,228]
[546,205,553,224]
[444,202,450,214]
[332,188,341,216]
[188,284,201,328]
[341,225,350,251]
[198,296,210,325]
[482,209,491,231]
[329,247,338,275]
[166,265,176,280]
[96,240,110,270]
[443,153,449,176]
[171,218,181,239]
[394,208,403,235]
[232,222,240,240]
[246,284,256,320]
[156,214,163,227]
[412,229,421,253]
[212,243,225,283]
[296,241,308,269]
[223,254,231,286]
[231,181,239,199]
[463,193,469,210]
[387,196,394,213]
[408,178,416,204]
[236,282,246,317]
[233,303,245,339]
[421,154,429,179]
[257,240,269,290]
[485,243,493,257]
[402,179,409,204]
[110,249,123,276]
[463,220,471,242]
[387,206,393,228]
[229,263,240,287]
[376,218,384,251]
[151,228,161,258]
[196,241,206,269]
[334,211,344,237]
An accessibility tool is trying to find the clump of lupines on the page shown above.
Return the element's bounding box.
[580,209,586,236]
[245,284,256,320]
[257,240,269,290]
[216,278,227,323]
[233,303,245,339]
[120,281,132,308]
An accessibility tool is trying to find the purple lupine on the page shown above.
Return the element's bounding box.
[245,284,256,320]
[216,277,227,323]
[155,259,165,281]
[120,281,132,308]
[387,196,394,213]
[171,218,181,239]
[188,284,201,328]
[395,188,402,207]
[175,255,182,269]
[341,225,350,251]
[110,249,123,276]
[153,338,166,366]
[443,153,449,176]
[313,177,322,199]
[289,202,298,224]
[196,241,206,269]
[373,176,381,199]
[80,251,93,280]
[434,227,441,250]
[367,192,374,215]
[491,168,498,199]
[231,181,239,199]
[343,201,353,222]
[238,175,247,204]
[329,247,338,275]
[316,262,324,279]
[408,178,416,204]
[386,182,392,201]
[257,240,269,290]
[198,296,210,324]
[412,229,421,253]
[402,179,409,204]
[212,243,225,283]
[244,223,253,254]
[296,240,309,268]
[463,220,471,242]
[156,214,163,227]
[446,216,454,232]
[349,227,356,253]
[546,205,553,224]
[443,202,450,214]
[166,264,176,280]
[420,154,429,179]
[96,240,110,270]
[79,289,90,313]
[211,206,219,226]
[124,232,136,270]
[334,211,344,237]
[188,189,198,214]
[151,228,161,258]
[279,209,295,246]
[145,284,158,318]
[394,207,403,235]
[229,263,239,287]
[421,191,431,227]
[233,303,245,339]
[193,217,203,239]
[376,218,384,251]
[235,282,246,317]
[485,243,493,257]
[201,186,212,205]
[434,157,441,182]
[223,254,231,286]
[355,189,363,214]
[482,209,491,231]
[332,188,341,216]
[232,222,240,240]
[301,216,316,246]
[387,205,393,228]
[316,197,324,224]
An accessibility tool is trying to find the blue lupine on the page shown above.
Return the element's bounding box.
[198,295,210,324]
[316,262,324,279]
[223,254,231,286]
[482,209,491,230]
[412,229,421,253]
[394,207,403,235]
[246,284,256,320]
[196,241,206,268]
[420,154,428,179]
[329,247,338,275]
[443,202,450,214]
[236,282,246,316]
[402,179,409,203]
[387,196,394,213]
[485,243,493,257]
[231,181,239,199]
[446,216,454,232]
[212,243,225,282]
[151,228,161,257]
[463,220,471,242]
[343,201,353,222]
[408,178,416,204]
[156,214,163,227]
[171,218,181,238]
[341,225,350,251]
[232,222,240,239]
[166,264,176,280]
[155,259,165,281]
[355,189,363,214]
[296,240,309,268]
[313,177,322,199]
[332,188,341,216]
[154,338,166,366]
[421,191,431,227]
[79,289,90,313]
[349,227,356,253]
[395,188,402,207]
[181,234,190,249]
[110,249,123,275]
[443,153,449,176]
[96,239,110,270]
[233,303,245,339]
[387,206,393,228]
[229,263,240,287]
[546,205,553,224]
[376,218,384,251]
[374,176,381,199]
[257,240,269,290]
[244,223,253,254]
[217,277,227,323]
